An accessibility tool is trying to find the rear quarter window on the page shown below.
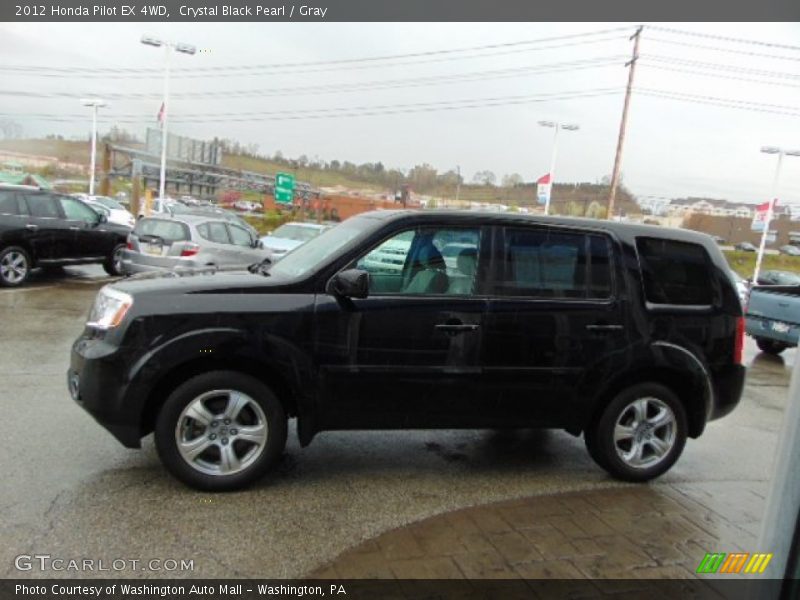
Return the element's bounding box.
[134,219,190,243]
[636,237,716,306]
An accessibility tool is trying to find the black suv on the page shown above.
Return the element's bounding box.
[0,185,130,286]
[68,211,745,490]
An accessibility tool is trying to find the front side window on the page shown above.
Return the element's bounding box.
[496,227,612,299]
[355,227,481,296]
[636,237,715,306]
[59,197,98,222]
[228,224,253,247]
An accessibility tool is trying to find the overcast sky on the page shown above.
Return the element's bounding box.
[1,21,799,205]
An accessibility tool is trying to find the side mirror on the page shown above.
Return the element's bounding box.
[97,213,108,224]
[254,239,264,249]
[328,269,369,299]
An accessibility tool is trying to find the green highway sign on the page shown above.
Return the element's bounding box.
[274,172,296,204]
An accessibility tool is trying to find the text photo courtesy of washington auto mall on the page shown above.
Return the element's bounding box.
[1,1,800,598]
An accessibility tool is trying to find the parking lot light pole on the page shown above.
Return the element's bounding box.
[754,146,800,284]
[80,98,106,196]
[141,35,196,202]
[538,121,579,216]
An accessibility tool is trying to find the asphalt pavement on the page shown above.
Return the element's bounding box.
[0,266,791,579]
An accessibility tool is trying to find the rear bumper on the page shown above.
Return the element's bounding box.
[709,364,746,422]
[746,315,799,347]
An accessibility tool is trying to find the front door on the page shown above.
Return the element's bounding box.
[314,224,490,429]
[481,225,625,427]
[56,195,109,259]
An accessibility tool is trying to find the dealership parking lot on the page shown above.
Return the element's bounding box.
[0,267,791,579]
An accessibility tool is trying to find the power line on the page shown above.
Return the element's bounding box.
[0,27,631,78]
[0,87,624,123]
[636,88,800,117]
[644,36,800,63]
[645,55,800,80]
[640,62,800,90]
[0,56,625,101]
[647,25,800,52]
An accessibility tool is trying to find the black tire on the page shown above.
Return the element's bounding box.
[103,243,126,277]
[0,246,31,287]
[585,383,688,483]
[756,338,788,355]
[155,370,287,491]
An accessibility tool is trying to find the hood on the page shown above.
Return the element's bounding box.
[110,266,293,297]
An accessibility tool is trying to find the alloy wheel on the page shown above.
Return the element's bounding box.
[613,397,677,469]
[0,251,28,284]
[175,389,269,476]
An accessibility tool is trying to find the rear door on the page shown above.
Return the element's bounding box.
[20,192,70,261]
[0,190,31,249]
[196,221,240,265]
[482,225,623,426]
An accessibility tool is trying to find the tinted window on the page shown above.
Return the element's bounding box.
[59,197,98,222]
[497,228,612,299]
[133,218,190,243]
[636,238,714,306]
[0,191,25,215]
[24,193,60,218]
[197,221,230,244]
[228,224,253,247]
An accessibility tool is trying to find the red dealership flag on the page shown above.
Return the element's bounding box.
[752,199,778,232]
[537,173,551,185]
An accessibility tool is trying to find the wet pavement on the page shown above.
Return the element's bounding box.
[0,266,792,579]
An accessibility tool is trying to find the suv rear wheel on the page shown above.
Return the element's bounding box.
[155,371,287,491]
[585,383,687,482]
[103,243,126,277]
[0,246,31,287]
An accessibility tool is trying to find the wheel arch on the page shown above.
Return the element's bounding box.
[581,343,713,439]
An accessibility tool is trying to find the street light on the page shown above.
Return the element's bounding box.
[753,145,800,284]
[538,120,579,216]
[140,34,196,202]
[80,98,106,196]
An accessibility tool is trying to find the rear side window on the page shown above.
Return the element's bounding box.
[636,238,714,306]
[24,193,60,218]
[0,191,25,215]
[497,228,613,299]
[228,224,253,247]
[134,218,190,243]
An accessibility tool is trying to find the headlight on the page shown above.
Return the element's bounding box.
[87,287,133,330]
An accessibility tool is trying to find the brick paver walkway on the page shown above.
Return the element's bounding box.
[308,482,766,580]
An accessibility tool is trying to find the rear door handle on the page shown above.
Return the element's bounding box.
[25,224,38,231]
[69,226,81,231]
[435,323,480,334]
[586,324,624,332]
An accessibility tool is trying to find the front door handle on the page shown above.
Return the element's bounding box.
[435,323,480,334]
[25,224,38,231]
[586,324,624,332]
[69,226,81,231]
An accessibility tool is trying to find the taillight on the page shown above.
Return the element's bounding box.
[180,243,200,257]
[734,316,745,365]
[126,234,133,250]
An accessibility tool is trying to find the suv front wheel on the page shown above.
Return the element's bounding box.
[585,383,687,482]
[155,371,287,491]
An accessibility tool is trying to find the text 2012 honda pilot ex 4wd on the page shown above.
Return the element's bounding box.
[68,211,746,491]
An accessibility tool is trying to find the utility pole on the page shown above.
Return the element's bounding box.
[607,25,642,220]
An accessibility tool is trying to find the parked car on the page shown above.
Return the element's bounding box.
[0,184,129,286]
[120,214,269,276]
[233,200,260,212]
[166,203,258,238]
[74,194,136,229]
[779,244,800,257]
[69,211,745,490]
[746,284,800,354]
[259,221,328,260]
[757,270,800,286]
[735,241,757,252]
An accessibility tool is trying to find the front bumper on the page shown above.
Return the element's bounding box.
[68,333,142,448]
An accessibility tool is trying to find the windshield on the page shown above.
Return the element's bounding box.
[268,218,375,279]
[271,223,324,242]
[92,196,125,211]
